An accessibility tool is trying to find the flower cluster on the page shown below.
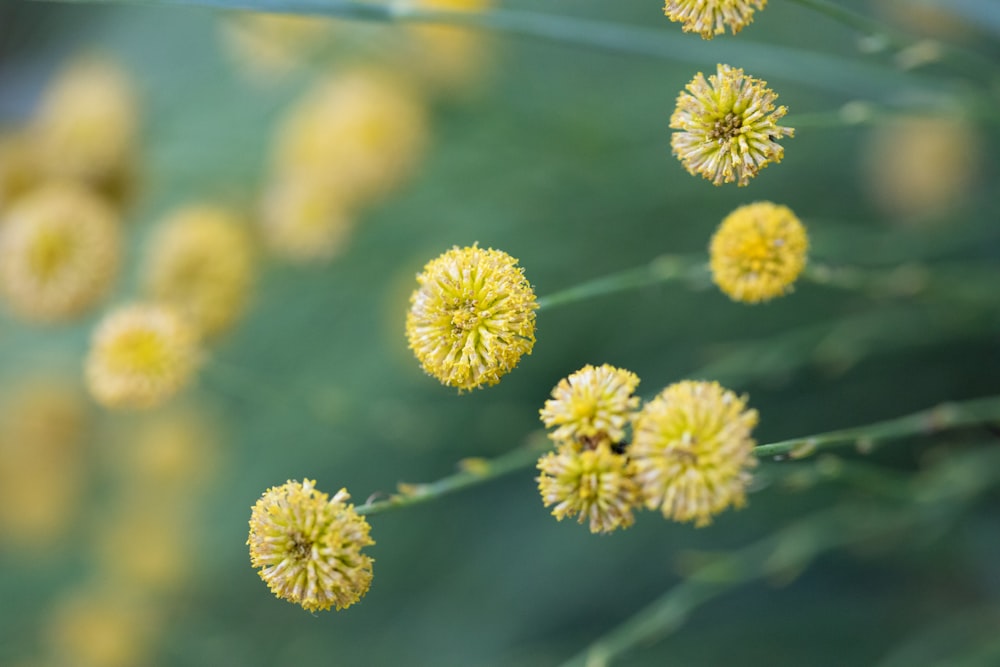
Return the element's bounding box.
[670,64,793,187]
[406,245,538,391]
[664,0,767,39]
[537,366,759,533]
[248,479,375,612]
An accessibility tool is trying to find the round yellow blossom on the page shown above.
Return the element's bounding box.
[273,67,428,204]
[406,245,538,391]
[259,175,358,263]
[46,587,157,667]
[710,201,809,303]
[248,480,375,612]
[404,0,494,94]
[631,380,759,527]
[670,64,793,186]
[540,364,640,448]
[0,182,121,322]
[664,0,767,39]
[85,304,200,410]
[31,55,138,188]
[143,204,255,338]
[537,442,640,534]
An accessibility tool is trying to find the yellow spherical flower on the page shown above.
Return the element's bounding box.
[404,0,494,94]
[273,67,428,204]
[540,364,640,448]
[248,480,375,612]
[32,55,138,188]
[85,304,200,410]
[537,442,640,534]
[670,64,793,186]
[664,0,767,39]
[631,380,759,527]
[46,587,156,667]
[259,175,358,263]
[406,245,538,391]
[143,204,255,338]
[0,182,121,322]
[710,201,808,303]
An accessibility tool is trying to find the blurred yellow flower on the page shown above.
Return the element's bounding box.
[273,67,428,205]
[94,503,191,594]
[670,64,793,186]
[220,14,339,82]
[406,245,538,391]
[259,175,358,263]
[537,442,640,534]
[631,380,758,527]
[664,0,767,39]
[31,55,139,191]
[540,364,640,448]
[404,0,493,94]
[248,480,375,612]
[85,304,200,410]
[46,587,157,667]
[143,204,255,338]
[0,182,121,322]
[710,201,808,303]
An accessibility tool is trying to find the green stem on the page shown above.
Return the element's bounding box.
[355,395,1000,517]
[356,435,549,516]
[536,255,707,312]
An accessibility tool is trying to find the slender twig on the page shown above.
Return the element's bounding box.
[354,395,1000,517]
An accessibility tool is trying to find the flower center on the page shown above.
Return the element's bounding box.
[710,112,743,142]
[106,329,167,375]
[28,229,75,280]
[450,301,481,331]
[289,531,313,560]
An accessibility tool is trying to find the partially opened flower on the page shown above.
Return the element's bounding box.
[630,380,758,527]
[710,201,808,303]
[406,245,538,390]
[664,0,767,39]
[670,64,793,186]
[540,364,640,448]
[248,479,374,612]
[85,304,200,410]
[0,182,121,322]
[143,204,255,338]
[537,442,640,534]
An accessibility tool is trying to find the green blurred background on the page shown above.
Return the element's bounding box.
[1,0,999,665]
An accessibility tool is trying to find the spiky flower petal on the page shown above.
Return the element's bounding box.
[406,245,538,391]
[85,304,200,410]
[670,64,793,186]
[664,0,767,39]
[710,201,808,303]
[248,480,374,612]
[631,380,758,527]
[537,443,640,534]
[540,364,640,448]
[0,182,120,322]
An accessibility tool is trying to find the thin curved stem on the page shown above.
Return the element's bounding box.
[354,394,1000,517]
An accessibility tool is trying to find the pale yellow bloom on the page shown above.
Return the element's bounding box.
[664,0,767,39]
[273,67,428,205]
[406,245,538,390]
[404,0,493,94]
[540,364,640,448]
[631,380,758,527]
[0,182,121,322]
[537,442,640,534]
[259,175,358,263]
[248,480,374,612]
[94,503,191,593]
[46,587,157,667]
[85,304,200,410]
[710,201,808,303]
[670,64,793,186]
[143,204,255,338]
[31,55,138,188]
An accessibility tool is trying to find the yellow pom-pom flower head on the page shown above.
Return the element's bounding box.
[664,0,767,39]
[143,204,256,339]
[537,442,640,534]
[0,182,121,323]
[710,201,808,303]
[540,364,640,449]
[248,480,374,612]
[406,245,538,391]
[630,380,758,527]
[259,175,357,263]
[85,304,200,410]
[670,64,793,186]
